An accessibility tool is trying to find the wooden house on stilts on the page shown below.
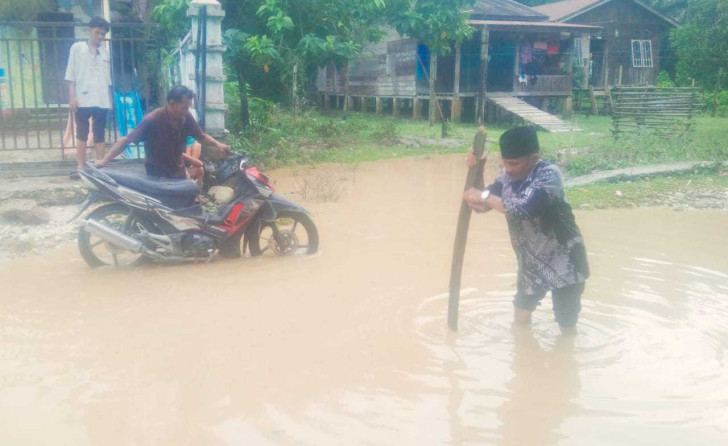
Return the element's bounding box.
[315,0,602,132]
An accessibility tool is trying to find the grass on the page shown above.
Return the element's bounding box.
[393,114,728,176]
[228,107,472,169]
[229,105,727,173]
[565,171,728,209]
[226,104,728,209]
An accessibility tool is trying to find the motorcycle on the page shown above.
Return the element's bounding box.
[73,153,318,267]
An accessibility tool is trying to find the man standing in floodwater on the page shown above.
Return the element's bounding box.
[463,126,589,332]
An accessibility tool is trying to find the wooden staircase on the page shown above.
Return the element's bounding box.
[487,94,580,133]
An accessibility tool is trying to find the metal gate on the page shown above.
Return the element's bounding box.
[0,20,163,161]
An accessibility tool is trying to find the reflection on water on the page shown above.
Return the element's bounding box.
[498,329,580,446]
[1,155,727,444]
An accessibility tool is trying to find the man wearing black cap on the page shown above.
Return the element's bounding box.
[463,126,589,333]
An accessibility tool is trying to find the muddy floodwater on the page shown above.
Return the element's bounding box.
[2,155,727,445]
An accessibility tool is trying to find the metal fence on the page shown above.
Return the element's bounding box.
[0,21,163,159]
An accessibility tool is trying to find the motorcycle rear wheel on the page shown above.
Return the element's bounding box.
[248,211,319,257]
[78,203,151,268]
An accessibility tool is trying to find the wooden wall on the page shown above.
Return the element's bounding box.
[316,28,418,97]
[566,0,674,87]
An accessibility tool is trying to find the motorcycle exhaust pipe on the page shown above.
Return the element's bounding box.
[83,219,144,253]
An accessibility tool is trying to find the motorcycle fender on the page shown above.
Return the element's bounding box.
[259,194,308,221]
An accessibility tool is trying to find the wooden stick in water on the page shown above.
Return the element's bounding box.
[448,126,487,331]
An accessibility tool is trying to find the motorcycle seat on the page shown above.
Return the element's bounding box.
[102,169,200,208]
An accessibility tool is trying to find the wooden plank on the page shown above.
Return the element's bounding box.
[477,27,489,124]
[488,95,579,132]
[454,43,461,100]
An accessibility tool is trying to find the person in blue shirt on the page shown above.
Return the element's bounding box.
[463,126,590,333]
[185,135,204,185]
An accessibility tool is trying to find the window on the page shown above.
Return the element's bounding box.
[632,40,653,68]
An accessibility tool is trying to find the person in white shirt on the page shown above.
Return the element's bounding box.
[64,17,112,175]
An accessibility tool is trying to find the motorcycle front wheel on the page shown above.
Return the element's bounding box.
[247,211,319,257]
[78,203,152,268]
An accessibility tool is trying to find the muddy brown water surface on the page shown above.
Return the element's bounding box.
[2,155,728,445]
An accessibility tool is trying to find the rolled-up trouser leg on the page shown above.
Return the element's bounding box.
[552,282,585,328]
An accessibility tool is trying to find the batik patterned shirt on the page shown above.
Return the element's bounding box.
[488,160,590,295]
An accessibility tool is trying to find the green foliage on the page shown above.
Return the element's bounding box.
[223,29,251,63]
[224,106,447,168]
[671,0,728,88]
[702,90,728,116]
[244,35,281,67]
[387,0,475,56]
[572,65,586,88]
[314,120,346,139]
[0,0,55,21]
[151,0,191,41]
[370,120,400,142]
[657,70,675,87]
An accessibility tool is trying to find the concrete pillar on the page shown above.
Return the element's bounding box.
[392,98,400,116]
[360,97,367,112]
[375,97,383,115]
[413,98,422,120]
[188,0,227,138]
[347,95,355,110]
[451,100,462,122]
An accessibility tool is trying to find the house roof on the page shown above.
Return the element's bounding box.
[467,0,549,22]
[469,19,601,33]
[533,0,679,27]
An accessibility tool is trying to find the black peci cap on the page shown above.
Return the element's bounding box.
[499,126,540,159]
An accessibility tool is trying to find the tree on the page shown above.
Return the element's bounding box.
[151,0,191,41]
[293,0,385,116]
[0,0,55,21]
[671,0,728,115]
[219,0,386,125]
[387,0,475,124]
